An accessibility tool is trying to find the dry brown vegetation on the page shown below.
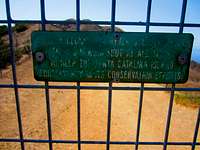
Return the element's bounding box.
[0,23,200,150]
[1,58,200,150]
[1,23,199,108]
[172,61,200,108]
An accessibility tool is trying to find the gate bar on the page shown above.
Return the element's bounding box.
[0,84,200,91]
[5,0,25,150]
[40,0,53,150]
[106,82,113,150]
[163,84,175,150]
[0,138,199,146]
[1,20,200,28]
[192,108,200,150]
[135,0,152,149]
[164,1,188,149]
[135,83,144,150]
[76,0,81,149]
[179,0,187,33]
[106,1,116,149]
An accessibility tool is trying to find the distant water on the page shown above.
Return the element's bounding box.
[192,49,200,63]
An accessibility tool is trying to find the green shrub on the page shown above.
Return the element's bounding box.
[0,25,8,37]
[0,39,30,69]
[14,24,28,33]
[23,44,31,54]
[0,39,10,68]
[175,93,200,108]
[0,50,10,68]
[15,48,23,61]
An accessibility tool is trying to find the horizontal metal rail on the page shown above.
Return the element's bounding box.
[0,84,200,91]
[1,20,200,27]
[0,139,199,146]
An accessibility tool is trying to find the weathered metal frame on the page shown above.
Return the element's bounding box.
[0,0,199,150]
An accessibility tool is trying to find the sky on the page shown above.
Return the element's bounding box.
[0,0,200,62]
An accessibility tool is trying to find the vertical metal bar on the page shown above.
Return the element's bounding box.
[163,0,187,149]
[135,83,144,150]
[40,0,46,31]
[106,82,113,150]
[179,0,187,33]
[163,84,175,150]
[77,82,81,150]
[191,108,200,150]
[76,0,80,31]
[76,1,81,150]
[44,81,53,150]
[179,1,200,150]
[5,0,25,150]
[145,0,152,33]
[106,1,116,149]
[180,1,195,149]
[40,0,52,150]
[111,0,116,32]
[135,1,152,149]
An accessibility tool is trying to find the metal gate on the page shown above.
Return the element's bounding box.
[0,0,199,150]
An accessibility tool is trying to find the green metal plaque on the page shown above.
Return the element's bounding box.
[31,31,194,83]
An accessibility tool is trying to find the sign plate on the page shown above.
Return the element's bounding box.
[31,31,193,83]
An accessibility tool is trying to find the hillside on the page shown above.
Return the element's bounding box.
[190,60,200,82]
[0,22,199,150]
[0,22,123,69]
[1,23,200,84]
[1,23,199,108]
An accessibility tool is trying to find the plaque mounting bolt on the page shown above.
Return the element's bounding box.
[35,52,45,63]
[115,33,120,40]
[178,53,188,65]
